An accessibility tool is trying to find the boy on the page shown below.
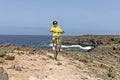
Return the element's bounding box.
[50,21,64,50]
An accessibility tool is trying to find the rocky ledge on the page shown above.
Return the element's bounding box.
[62,35,120,47]
[61,35,120,80]
[0,67,8,80]
[62,43,120,80]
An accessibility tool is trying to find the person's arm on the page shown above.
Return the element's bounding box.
[58,26,65,34]
[50,27,54,32]
[50,30,54,32]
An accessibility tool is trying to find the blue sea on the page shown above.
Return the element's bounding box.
[0,35,92,51]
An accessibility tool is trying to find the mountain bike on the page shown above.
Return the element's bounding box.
[53,36,61,60]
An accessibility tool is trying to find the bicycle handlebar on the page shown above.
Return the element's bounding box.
[50,30,65,34]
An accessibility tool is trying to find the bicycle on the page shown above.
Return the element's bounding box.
[53,36,61,60]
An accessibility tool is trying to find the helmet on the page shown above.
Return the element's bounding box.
[53,21,58,25]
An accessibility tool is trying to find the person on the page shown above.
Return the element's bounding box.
[50,21,64,50]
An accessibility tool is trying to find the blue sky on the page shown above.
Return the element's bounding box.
[0,0,120,35]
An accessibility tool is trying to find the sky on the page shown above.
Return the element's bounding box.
[0,0,120,35]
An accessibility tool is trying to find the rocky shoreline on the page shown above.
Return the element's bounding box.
[62,43,120,80]
[0,35,120,80]
[61,35,120,80]
[62,35,120,47]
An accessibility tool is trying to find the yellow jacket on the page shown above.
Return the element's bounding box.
[50,26,62,37]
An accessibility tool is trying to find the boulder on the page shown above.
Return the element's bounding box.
[0,67,4,73]
[0,51,6,57]
[0,43,11,47]
[0,58,5,63]
[5,55,15,60]
[57,62,62,66]
[15,66,22,71]
[0,67,9,80]
[108,72,115,78]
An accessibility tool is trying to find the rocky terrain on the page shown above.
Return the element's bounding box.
[0,43,100,80]
[62,35,120,80]
[0,35,120,80]
[62,35,120,47]
[62,44,120,80]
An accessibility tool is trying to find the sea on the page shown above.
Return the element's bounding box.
[0,35,92,51]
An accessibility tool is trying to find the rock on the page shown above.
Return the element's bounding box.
[79,59,88,63]
[8,65,22,71]
[0,67,9,80]
[100,64,109,69]
[14,47,21,50]
[113,47,117,50]
[0,67,4,73]
[81,77,89,80]
[119,41,120,43]
[49,68,52,70]
[7,65,15,69]
[5,55,15,60]
[0,58,5,63]
[32,49,36,51]
[57,62,62,66]
[0,73,9,80]
[108,68,116,78]
[21,45,29,47]
[15,66,22,71]
[62,35,120,47]
[29,76,40,80]
[0,52,6,57]
[108,72,115,78]
[29,51,35,54]
[95,74,110,80]
[1,43,11,47]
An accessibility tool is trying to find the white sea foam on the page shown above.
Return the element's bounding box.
[49,44,93,50]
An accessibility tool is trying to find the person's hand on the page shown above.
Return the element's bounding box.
[61,31,65,34]
[50,30,54,32]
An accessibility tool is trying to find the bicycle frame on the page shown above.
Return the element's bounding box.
[54,36,61,59]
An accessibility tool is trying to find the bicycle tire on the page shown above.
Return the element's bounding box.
[54,50,58,60]
[54,37,58,60]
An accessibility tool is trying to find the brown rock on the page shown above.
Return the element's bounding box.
[15,66,22,71]
[0,67,9,80]
[0,58,5,63]
[7,65,15,69]
[108,72,115,78]
[0,52,6,57]
[57,62,62,66]
[0,67,4,73]
[62,35,120,47]
[1,43,11,47]
[5,55,15,60]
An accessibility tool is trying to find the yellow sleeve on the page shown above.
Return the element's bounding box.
[57,26,62,32]
[50,26,54,31]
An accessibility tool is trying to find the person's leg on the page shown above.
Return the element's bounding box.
[52,37,55,50]
[58,36,62,51]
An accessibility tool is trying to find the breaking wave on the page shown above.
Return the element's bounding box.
[49,44,93,50]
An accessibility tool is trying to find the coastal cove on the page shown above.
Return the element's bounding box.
[1,0,120,79]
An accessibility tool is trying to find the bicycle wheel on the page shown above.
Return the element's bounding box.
[54,50,58,60]
[58,38,61,52]
[54,37,59,60]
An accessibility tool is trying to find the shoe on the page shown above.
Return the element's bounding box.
[59,49,62,52]
[52,47,55,50]
[54,44,56,46]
